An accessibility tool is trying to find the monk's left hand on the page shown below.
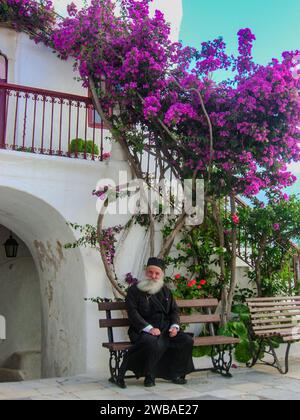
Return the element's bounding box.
[169,327,178,338]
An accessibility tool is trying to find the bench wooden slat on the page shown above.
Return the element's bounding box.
[100,314,220,328]
[103,342,132,351]
[247,296,300,302]
[176,299,219,308]
[283,335,300,342]
[252,317,300,325]
[99,302,127,311]
[180,314,220,324]
[248,301,300,308]
[255,327,300,337]
[249,305,300,313]
[251,311,300,319]
[253,323,300,332]
[99,299,219,312]
[193,336,240,346]
[100,319,130,328]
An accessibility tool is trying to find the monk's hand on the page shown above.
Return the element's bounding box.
[150,328,161,336]
[169,327,178,338]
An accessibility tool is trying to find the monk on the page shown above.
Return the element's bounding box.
[117,257,194,388]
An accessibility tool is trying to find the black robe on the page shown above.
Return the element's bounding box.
[119,284,195,380]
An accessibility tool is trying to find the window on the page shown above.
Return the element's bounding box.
[0,52,8,81]
[88,88,104,129]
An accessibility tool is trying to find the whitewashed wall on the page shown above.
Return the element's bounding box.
[0,148,133,376]
[52,0,183,43]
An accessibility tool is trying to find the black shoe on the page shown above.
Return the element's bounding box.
[144,375,156,387]
[115,377,127,389]
[172,377,187,385]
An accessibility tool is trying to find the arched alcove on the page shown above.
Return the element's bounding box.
[0,186,87,378]
[0,225,41,381]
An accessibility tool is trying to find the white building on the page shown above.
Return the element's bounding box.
[0,0,183,381]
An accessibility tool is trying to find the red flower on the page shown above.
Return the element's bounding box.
[175,274,181,280]
[200,280,207,286]
[188,279,197,287]
[232,214,240,225]
[197,285,202,290]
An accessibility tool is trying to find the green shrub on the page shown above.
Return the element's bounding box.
[69,139,99,155]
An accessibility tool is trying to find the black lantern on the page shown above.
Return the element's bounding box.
[3,234,19,258]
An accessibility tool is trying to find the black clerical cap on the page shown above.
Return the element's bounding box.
[147,257,165,271]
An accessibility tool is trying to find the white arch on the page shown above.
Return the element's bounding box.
[0,186,87,378]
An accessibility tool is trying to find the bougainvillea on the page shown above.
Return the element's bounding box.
[0,0,56,44]
[4,0,299,200]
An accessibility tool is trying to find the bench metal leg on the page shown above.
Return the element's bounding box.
[211,345,233,378]
[247,339,291,375]
[109,350,128,384]
[247,338,264,369]
[268,342,291,375]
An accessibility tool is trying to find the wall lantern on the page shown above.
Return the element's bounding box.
[3,233,19,258]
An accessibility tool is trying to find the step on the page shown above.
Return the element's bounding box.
[0,368,25,382]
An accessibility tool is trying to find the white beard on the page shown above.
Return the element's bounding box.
[137,275,165,295]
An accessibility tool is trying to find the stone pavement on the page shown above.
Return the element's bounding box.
[1,360,300,400]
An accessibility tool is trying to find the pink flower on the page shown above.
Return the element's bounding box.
[273,223,280,231]
[102,152,111,160]
[283,193,290,202]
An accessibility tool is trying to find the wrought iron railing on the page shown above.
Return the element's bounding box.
[0,82,109,161]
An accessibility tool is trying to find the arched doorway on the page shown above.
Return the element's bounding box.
[0,225,42,381]
[0,52,8,149]
[0,186,87,378]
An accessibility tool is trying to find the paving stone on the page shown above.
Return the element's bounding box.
[1,360,300,400]
[185,395,226,400]
[60,382,105,393]
[252,387,300,400]
[229,382,269,393]
[151,388,204,400]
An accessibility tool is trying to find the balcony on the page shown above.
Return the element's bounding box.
[0,82,110,161]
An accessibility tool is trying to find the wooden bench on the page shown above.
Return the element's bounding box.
[246,296,300,374]
[99,298,240,385]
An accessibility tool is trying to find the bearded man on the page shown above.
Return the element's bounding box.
[116,257,195,389]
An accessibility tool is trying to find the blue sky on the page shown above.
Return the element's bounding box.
[180,0,300,197]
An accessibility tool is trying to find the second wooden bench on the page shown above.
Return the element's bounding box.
[246,295,300,374]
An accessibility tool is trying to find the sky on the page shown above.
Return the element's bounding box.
[179,0,300,197]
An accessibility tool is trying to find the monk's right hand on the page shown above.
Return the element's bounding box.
[149,328,161,336]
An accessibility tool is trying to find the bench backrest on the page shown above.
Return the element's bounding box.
[99,299,220,343]
[246,296,300,336]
